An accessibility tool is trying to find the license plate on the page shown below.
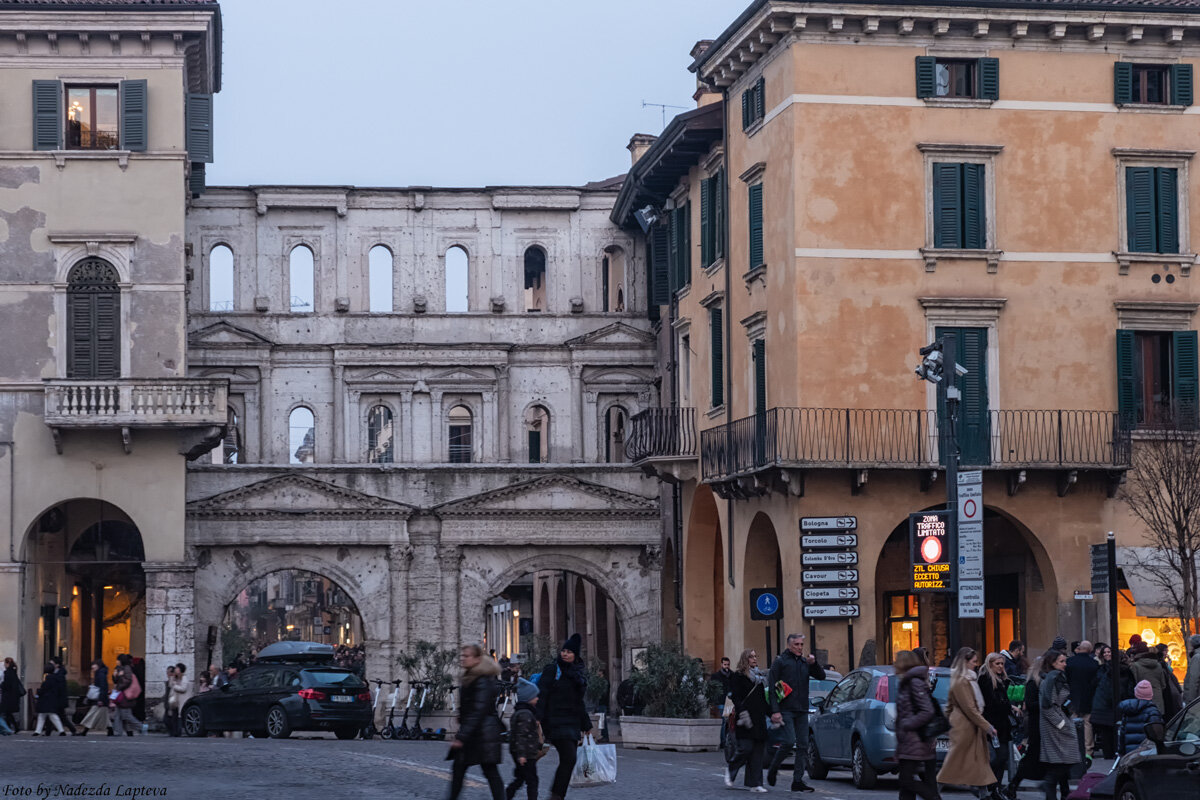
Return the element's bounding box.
[936,738,949,752]
[331,695,352,703]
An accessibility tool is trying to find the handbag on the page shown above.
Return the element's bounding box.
[124,673,141,700]
[920,694,951,740]
[86,684,100,702]
[736,709,753,728]
[723,715,738,764]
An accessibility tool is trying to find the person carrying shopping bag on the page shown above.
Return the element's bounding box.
[724,649,770,793]
[75,659,110,736]
[979,652,1014,783]
[1038,649,1082,800]
[938,648,1002,800]
[535,634,592,800]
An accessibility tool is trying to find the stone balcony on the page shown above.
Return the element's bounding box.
[44,378,228,458]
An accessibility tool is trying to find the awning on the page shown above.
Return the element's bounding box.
[1117,546,1200,618]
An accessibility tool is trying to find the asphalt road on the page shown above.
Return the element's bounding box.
[0,733,1104,800]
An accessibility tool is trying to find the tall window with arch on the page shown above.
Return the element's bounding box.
[605,405,628,463]
[525,405,550,463]
[368,245,393,313]
[446,246,469,313]
[447,405,473,463]
[66,257,120,379]
[602,248,626,313]
[209,244,234,312]
[523,246,546,312]
[367,404,395,463]
[289,245,314,312]
[288,407,315,464]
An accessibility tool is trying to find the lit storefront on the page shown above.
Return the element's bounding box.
[1117,548,1196,682]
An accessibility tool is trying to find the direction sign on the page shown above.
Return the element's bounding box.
[750,588,783,621]
[802,551,859,566]
[800,516,858,531]
[801,569,859,584]
[803,604,861,619]
[1074,591,1094,601]
[801,533,858,549]
[958,579,985,618]
[1090,544,1111,594]
[802,586,859,602]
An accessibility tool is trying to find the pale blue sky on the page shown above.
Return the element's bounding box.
[209,0,742,188]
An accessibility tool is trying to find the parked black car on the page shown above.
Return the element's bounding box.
[181,642,371,740]
[1102,695,1200,800]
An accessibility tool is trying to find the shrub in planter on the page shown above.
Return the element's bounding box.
[398,641,458,710]
[628,642,710,719]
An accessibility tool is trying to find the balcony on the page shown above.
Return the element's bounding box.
[626,407,698,483]
[700,408,1130,498]
[44,378,228,458]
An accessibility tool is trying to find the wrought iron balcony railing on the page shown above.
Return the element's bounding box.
[44,379,228,428]
[627,407,697,462]
[700,408,1131,481]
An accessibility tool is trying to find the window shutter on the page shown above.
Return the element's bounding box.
[742,88,751,130]
[1171,63,1193,107]
[189,162,206,198]
[978,58,1000,101]
[700,176,712,267]
[67,293,93,378]
[528,430,542,464]
[1125,167,1157,252]
[683,201,692,288]
[755,76,766,122]
[962,163,986,249]
[667,208,680,293]
[933,163,963,249]
[1156,167,1179,254]
[710,308,724,408]
[1174,330,1199,429]
[186,92,213,163]
[32,80,62,151]
[915,57,936,99]
[119,79,148,152]
[715,169,726,260]
[957,327,990,466]
[753,339,766,416]
[93,292,119,379]
[748,183,764,269]
[1116,329,1136,427]
[650,223,670,305]
[1114,62,1133,105]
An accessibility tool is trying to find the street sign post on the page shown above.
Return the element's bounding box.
[750,588,783,621]
[801,569,860,584]
[957,471,985,618]
[803,605,860,619]
[800,516,857,531]
[801,533,858,549]
[800,516,860,668]
[1090,543,1110,594]
[802,586,859,602]
[910,510,952,591]
[801,551,858,566]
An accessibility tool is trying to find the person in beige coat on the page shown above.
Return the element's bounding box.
[937,648,1001,800]
[167,664,193,737]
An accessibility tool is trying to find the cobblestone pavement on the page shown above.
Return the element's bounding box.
[0,733,1111,800]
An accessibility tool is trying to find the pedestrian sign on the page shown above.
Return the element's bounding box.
[750,588,783,620]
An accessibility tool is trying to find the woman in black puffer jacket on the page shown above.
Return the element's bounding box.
[448,644,505,800]
[536,634,593,800]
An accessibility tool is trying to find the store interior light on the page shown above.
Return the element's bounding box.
[901,622,914,630]
[513,610,520,617]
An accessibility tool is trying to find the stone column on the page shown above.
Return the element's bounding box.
[583,580,597,661]
[0,563,24,674]
[379,543,413,679]
[333,364,346,463]
[437,544,463,647]
[496,364,511,463]
[569,361,584,463]
[405,516,442,645]
[400,390,414,462]
[143,562,196,724]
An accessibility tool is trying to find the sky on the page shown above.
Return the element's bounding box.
[208,0,744,189]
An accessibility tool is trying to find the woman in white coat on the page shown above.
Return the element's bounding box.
[167,664,193,737]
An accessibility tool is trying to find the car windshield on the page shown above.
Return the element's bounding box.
[929,674,950,703]
[302,669,365,688]
[809,679,837,702]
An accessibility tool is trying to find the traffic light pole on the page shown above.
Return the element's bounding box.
[941,333,961,659]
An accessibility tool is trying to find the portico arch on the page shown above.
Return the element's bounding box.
[683,484,724,668]
[742,511,784,663]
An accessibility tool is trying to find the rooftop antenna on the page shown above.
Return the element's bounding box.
[642,100,688,129]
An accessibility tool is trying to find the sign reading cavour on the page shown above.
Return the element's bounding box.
[910,510,952,592]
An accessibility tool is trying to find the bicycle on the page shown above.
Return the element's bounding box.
[379,679,404,740]
[361,679,387,739]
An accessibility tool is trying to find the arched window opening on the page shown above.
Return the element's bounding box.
[209,245,234,312]
[523,246,546,313]
[368,245,393,313]
[525,405,550,463]
[289,407,315,464]
[446,246,469,313]
[66,257,120,379]
[448,405,473,463]
[605,405,628,463]
[602,249,626,313]
[367,404,395,463]
[289,245,314,312]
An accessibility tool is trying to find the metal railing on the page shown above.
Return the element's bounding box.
[44,378,228,427]
[626,407,697,462]
[700,408,1131,481]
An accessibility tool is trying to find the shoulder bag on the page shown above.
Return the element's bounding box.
[919,686,950,740]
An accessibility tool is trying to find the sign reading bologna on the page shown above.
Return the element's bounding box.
[910,510,952,592]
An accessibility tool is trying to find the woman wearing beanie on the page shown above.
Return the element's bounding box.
[1118,680,1163,755]
[535,633,592,800]
[1038,650,1080,800]
[448,644,505,800]
[937,648,1000,800]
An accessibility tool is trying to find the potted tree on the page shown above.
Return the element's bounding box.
[619,642,725,751]
[398,641,459,735]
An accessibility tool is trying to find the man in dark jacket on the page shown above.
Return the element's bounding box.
[1001,641,1026,679]
[50,657,77,733]
[1065,640,1099,761]
[766,633,826,792]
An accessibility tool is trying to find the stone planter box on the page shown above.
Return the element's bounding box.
[618,716,721,752]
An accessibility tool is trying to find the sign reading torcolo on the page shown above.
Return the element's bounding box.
[910,510,952,592]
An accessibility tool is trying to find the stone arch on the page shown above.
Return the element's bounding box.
[742,511,784,662]
[683,484,724,667]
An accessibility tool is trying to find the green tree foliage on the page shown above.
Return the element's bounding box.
[628,642,710,719]
[398,641,458,710]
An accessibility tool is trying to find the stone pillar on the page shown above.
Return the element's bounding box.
[143,562,196,723]
[400,391,414,462]
[380,543,413,678]
[583,580,598,660]
[496,364,511,463]
[333,364,346,462]
[0,563,24,675]
[569,361,584,463]
[437,544,463,646]
[406,516,442,645]
[607,598,620,696]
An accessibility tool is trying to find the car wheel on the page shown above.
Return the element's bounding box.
[851,739,878,790]
[334,726,359,740]
[1117,780,1141,800]
[181,705,206,738]
[266,705,292,739]
[807,737,830,780]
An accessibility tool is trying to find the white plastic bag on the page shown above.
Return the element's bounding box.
[570,733,618,787]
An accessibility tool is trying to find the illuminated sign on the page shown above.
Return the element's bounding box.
[910,510,953,592]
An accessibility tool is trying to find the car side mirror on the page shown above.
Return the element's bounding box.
[1144,721,1165,745]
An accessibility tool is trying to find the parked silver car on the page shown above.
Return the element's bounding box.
[808,665,952,789]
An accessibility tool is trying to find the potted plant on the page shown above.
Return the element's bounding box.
[398,640,459,735]
[619,642,725,751]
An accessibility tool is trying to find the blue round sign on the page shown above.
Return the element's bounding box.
[756,592,779,616]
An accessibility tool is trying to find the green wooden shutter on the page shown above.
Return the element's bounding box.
[650,224,670,305]
[1171,63,1193,107]
[119,79,147,152]
[753,339,766,416]
[1173,330,1198,429]
[957,327,990,465]
[963,163,986,249]
[742,88,751,130]
[1156,167,1179,254]
[186,92,213,163]
[755,76,766,122]
[978,58,1000,101]
[714,169,726,260]
[700,177,713,268]
[94,292,119,379]
[916,57,936,99]
[528,430,542,464]
[933,163,963,249]
[683,201,692,288]
[748,183,764,269]
[189,162,206,198]
[67,292,92,378]
[32,80,62,150]
[667,208,680,293]
[1116,329,1137,427]
[1126,167,1157,252]
[1114,62,1133,105]
[710,308,724,408]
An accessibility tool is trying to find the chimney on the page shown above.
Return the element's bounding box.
[691,39,722,107]
[627,133,657,166]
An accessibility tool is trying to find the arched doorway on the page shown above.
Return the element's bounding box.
[743,512,784,665]
[683,485,724,668]
[874,505,1058,664]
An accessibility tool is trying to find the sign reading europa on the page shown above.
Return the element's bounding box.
[910,510,953,592]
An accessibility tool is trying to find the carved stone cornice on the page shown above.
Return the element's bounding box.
[433,474,658,520]
[187,473,415,520]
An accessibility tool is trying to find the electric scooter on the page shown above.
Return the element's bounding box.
[394,682,418,740]
[361,679,387,739]
[379,679,404,740]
